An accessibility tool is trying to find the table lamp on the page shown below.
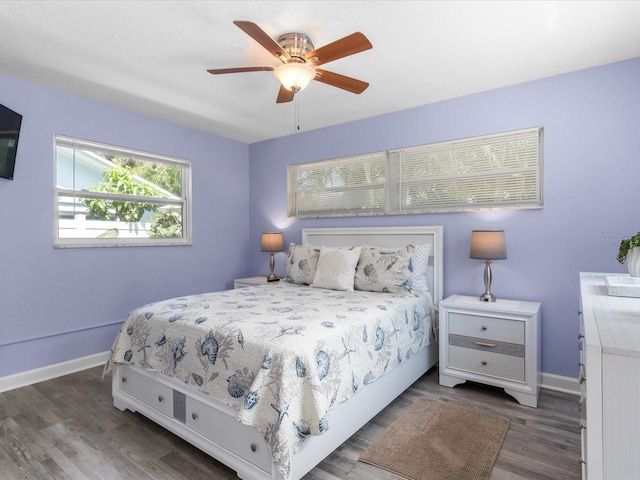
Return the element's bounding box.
[261,232,284,282]
[469,230,507,302]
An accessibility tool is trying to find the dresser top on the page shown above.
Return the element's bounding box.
[580,272,640,357]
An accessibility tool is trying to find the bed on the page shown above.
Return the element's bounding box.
[105,226,443,480]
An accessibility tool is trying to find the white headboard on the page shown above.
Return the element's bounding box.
[302,226,443,305]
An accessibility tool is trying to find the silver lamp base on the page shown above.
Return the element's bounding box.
[479,292,496,302]
[266,253,280,282]
[479,259,497,302]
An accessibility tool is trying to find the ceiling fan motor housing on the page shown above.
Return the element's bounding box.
[277,32,314,63]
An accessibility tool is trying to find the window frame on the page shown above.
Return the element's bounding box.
[53,135,192,248]
[287,127,543,218]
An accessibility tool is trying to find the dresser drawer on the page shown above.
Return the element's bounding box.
[186,396,271,472]
[449,345,525,382]
[118,366,173,417]
[448,312,524,344]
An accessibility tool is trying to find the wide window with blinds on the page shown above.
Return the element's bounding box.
[288,127,542,218]
[54,135,192,247]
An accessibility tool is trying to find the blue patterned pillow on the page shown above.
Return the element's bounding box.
[354,245,415,294]
[284,243,320,285]
[412,243,431,294]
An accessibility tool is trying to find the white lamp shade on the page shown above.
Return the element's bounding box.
[261,232,284,252]
[273,63,316,92]
[469,230,507,260]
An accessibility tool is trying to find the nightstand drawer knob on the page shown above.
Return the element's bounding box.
[481,360,487,366]
[481,325,487,331]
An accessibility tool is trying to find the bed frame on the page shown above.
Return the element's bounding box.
[111,226,443,480]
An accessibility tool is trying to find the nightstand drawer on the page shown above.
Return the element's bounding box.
[449,345,525,382]
[449,334,525,357]
[449,312,524,345]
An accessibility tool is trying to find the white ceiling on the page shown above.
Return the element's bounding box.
[1,1,640,144]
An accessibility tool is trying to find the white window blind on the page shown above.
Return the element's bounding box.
[287,152,387,217]
[388,127,542,213]
[288,127,542,218]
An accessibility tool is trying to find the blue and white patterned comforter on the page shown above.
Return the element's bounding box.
[105,282,433,478]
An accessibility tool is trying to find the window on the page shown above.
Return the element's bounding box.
[54,136,192,247]
[288,127,542,217]
[287,152,387,217]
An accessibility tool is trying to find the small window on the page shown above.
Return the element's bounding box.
[54,136,192,247]
[288,127,543,217]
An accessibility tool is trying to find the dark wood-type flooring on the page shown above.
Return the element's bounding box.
[0,365,581,479]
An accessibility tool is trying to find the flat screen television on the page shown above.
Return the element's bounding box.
[0,103,22,180]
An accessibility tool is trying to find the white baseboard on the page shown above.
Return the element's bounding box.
[541,372,580,396]
[1,352,580,399]
[0,351,111,394]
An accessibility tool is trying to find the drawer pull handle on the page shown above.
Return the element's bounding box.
[579,420,586,430]
[122,377,127,383]
[474,341,496,348]
[481,360,487,366]
[158,396,164,403]
[192,412,198,420]
[579,458,586,465]
[481,325,487,331]
[578,333,584,340]
[250,443,258,453]
[579,373,586,384]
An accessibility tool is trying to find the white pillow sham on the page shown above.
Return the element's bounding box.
[311,246,362,291]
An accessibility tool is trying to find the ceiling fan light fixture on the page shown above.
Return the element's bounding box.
[274,62,316,92]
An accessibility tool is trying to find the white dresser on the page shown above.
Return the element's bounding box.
[439,295,541,407]
[579,272,640,479]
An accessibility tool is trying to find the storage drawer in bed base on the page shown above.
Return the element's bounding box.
[113,365,273,479]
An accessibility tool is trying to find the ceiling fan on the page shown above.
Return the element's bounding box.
[207,21,372,103]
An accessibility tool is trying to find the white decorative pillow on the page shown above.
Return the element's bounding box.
[311,246,362,291]
[284,243,320,285]
[411,243,431,294]
[355,245,415,294]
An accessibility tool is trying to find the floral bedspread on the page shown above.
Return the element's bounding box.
[104,282,433,479]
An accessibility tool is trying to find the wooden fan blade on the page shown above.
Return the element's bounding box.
[313,69,369,94]
[233,21,291,62]
[305,32,372,66]
[276,84,295,103]
[207,66,274,75]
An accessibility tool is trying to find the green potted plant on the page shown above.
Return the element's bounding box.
[617,232,640,277]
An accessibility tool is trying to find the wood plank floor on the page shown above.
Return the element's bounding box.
[0,365,581,479]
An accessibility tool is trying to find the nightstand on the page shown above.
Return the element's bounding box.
[439,294,541,407]
[233,276,271,288]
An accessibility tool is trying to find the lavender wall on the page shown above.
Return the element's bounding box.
[249,57,640,378]
[0,74,250,378]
